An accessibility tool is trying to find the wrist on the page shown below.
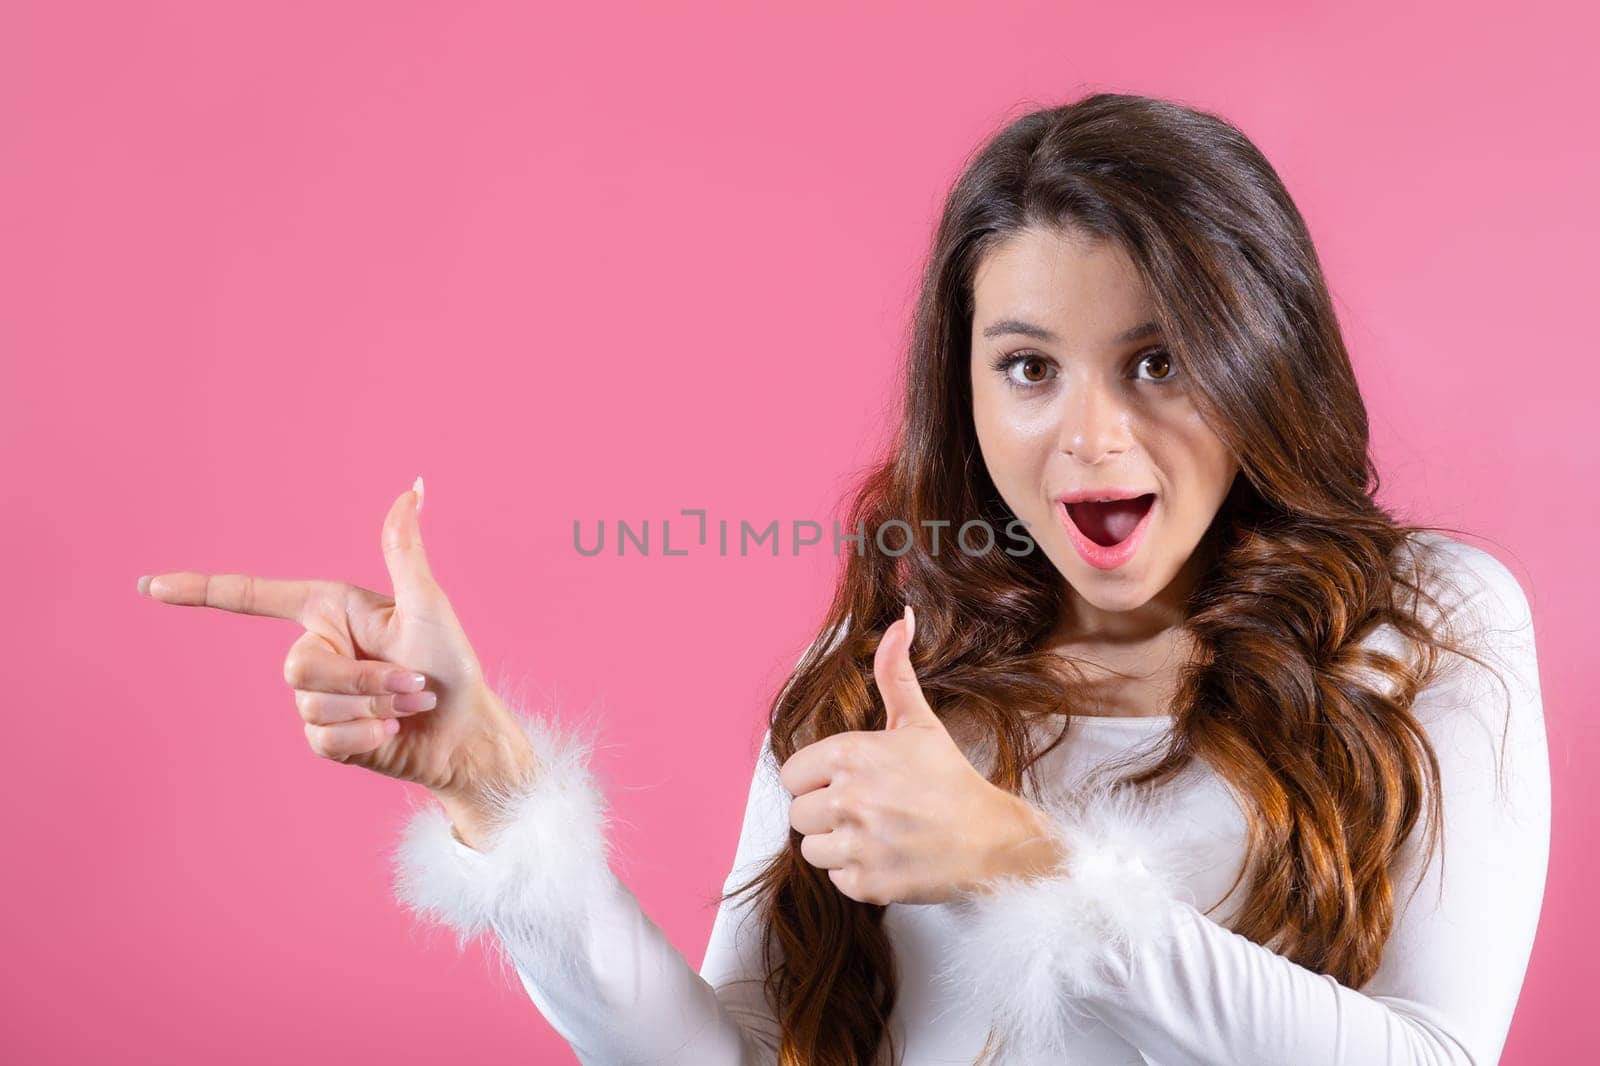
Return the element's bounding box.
[432,687,541,850]
[974,793,1069,892]
[434,793,499,850]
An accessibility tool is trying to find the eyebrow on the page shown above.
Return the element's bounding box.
[980,318,1162,345]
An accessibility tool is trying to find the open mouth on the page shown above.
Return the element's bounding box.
[1064,493,1157,548]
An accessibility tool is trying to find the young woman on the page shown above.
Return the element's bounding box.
[138,93,1550,1065]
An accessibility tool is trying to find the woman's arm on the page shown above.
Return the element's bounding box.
[940,538,1551,1065]
[696,724,790,1051]
[390,702,787,1065]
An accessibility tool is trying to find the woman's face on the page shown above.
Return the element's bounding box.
[969,225,1239,643]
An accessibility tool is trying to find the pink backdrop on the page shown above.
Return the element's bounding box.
[3,1,1594,1061]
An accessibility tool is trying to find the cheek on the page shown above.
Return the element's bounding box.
[972,393,1052,500]
[1152,407,1236,498]
[975,404,1051,474]
[975,378,1052,439]
[972,381,1013,454]
[1180,412,1236,487]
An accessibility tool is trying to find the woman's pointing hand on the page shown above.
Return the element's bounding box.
[137,479,536,839]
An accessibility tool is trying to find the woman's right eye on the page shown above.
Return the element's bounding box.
[988,351,1056,390]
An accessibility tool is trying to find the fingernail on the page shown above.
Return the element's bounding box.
[393,690,438,714]
[384,718,401,735]
[137,575,151,596]
[904,604,915,645]
[412,474,425,515]
[385,671,427,693]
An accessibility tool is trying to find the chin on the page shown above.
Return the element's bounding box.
[1069,580,1152,612]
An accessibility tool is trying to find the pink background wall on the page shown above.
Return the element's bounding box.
[3,1,1594,1061]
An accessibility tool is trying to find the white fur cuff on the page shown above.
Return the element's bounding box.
[389,698,616,977]
[937,781,1204,1059]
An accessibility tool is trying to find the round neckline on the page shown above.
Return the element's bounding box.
[1062,713,1175,726]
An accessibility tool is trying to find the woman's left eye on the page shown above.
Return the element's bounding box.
[1135,347,1178,382]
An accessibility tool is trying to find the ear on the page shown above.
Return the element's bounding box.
[876,606,939,731]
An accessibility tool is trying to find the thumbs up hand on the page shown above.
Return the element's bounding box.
[138,480,536,841]
[781,607,1062,906]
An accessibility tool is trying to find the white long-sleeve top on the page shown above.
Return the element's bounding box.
[391,531,1550,1065]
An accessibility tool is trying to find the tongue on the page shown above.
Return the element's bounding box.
[1068,496,1152,547]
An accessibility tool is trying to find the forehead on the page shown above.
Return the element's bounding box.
[970,226,1154,342]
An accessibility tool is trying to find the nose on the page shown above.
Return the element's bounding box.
[1058,378,1133,464]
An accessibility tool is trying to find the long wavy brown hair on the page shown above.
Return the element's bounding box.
[715,91,1521,1066]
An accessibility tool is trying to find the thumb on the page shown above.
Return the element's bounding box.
[875,605,938,731]
[381,475,443,615]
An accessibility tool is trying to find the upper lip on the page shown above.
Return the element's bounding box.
[1054,487,1157,504]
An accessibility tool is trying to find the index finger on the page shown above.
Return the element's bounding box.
[137,571,322,624]
[779,732,867,798]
